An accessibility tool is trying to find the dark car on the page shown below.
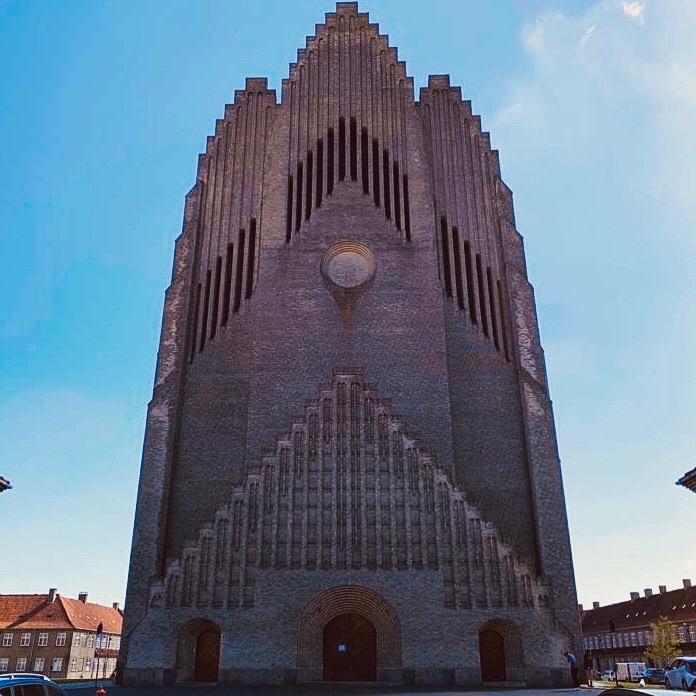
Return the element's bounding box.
[0,676,69,696]
[642,667,666,685]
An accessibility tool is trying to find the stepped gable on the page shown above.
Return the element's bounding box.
[152,371,547,611]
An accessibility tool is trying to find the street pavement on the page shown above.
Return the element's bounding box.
[63,685,607,696]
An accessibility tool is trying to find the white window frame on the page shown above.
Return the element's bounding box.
[88,634,94,648]
[16,657,27,671]
[70,657,77,672]
[34,656,45,672]
[51,657,63,672]
[84,658,92,672]
[2,633,12,647]
[73,632,81,646]
[37,632,49,647]
[55,632,66,647]
[0,657,8,671]
[19,632,31,647]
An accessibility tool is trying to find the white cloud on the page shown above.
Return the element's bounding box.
[622,1,645,23]
[580,23,597,46]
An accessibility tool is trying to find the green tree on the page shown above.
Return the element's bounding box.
[644,616,681,668]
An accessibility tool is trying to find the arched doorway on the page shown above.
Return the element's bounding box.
[194,629,220,682]
[323,613,377,681]
[479,628,506,682]
[176,619,221,683]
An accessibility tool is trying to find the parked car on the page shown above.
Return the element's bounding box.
[0,676,69,696]
[664,656,696,691]
[0,676,51,683]
[602,670,617,681]
[642,667,666,685]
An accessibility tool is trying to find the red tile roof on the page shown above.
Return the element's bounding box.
[0,594,122,633]
[582,584,696,633]
[0,594,70,629]
[60,597,122,634]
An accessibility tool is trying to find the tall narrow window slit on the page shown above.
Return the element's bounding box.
[361,128,369,194]
[327,128,335,194]
[382,150,391,219]
[497,279,511,361]
[392,161,401,230]
[463,241,477,323]
[440,217,453,298]
[305,151,313,221]
[372,138,380,206]
[210,256,222,338]
[222,243,234,325]
[338,117,346,181]
[285,175,293,242]
[349,117,357,181]
[475,254,488,336]
[295,162,303,233]
[486,267,500,350]
[451,227,464,309]
[233,230,245,313]
[190,282,201,363]
[200,269,212,351]
[245,219,256,300]
[403,174,411,241]
[316,138,323,208]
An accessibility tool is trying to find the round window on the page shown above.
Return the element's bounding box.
[320,242,376,291]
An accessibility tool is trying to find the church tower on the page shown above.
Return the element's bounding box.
[121,3,580,686]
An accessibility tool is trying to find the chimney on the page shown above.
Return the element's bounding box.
[644,588,653,597]
[684,579,692,589]
[593,601,600,609]
[112,602,119,610]
[659,585,667,594]
[78,592,88,603]
[48,588,57,603]
[578,604,584,612]
[630,591,640,601]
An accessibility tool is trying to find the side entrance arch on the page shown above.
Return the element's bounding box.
[323,613,376,681]
[478,619,524,683]
[176,619,221,683]
[297,585,402,682]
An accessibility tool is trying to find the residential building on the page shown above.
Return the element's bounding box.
[0,589,122,680]
[677,467,696,494]
[580,580,696,671]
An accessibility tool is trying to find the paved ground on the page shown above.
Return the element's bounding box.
[63,686,606,696]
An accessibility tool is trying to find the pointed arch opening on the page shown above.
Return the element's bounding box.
[176,618,221,683]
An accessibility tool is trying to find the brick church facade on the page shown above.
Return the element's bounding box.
[121,3,580,686]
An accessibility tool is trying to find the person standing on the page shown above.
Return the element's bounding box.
[583,651,594,687]
[564,651,580,687]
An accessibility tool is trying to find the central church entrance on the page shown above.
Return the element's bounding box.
[193,628,220,682]
[323,613,377,681]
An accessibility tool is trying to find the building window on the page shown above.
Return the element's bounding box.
[88,635,94,648]
[2,633,12,647]
[0,658,8,671]
[678,625,688,642]
[16,657,27,671]
[52,657,63,672]
[84,658,91,672]
[34,657,45,672]
[38,632,48,647]
[73,632,81,646]
[20,632,31,647]
[55,632,66,647]
[70,658,77,672]
[78,658,84,671]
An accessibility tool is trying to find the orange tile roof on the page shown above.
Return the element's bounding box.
[60,597,122,634]
[0,594,122,633]
[0,594,71,629]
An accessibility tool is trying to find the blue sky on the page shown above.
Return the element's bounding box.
[1,0,694,608]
